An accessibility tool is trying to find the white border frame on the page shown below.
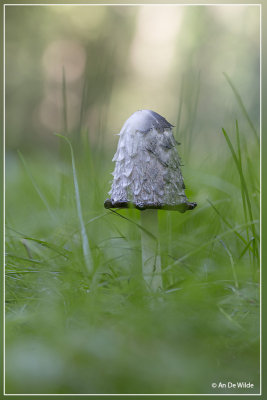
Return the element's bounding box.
[3,2,262,397]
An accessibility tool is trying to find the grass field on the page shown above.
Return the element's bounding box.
[5,101,260,394]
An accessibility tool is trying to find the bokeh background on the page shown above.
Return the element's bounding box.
[5,4,260,395]
[5,5,260,155]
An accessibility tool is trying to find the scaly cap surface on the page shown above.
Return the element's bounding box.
[104,110,196,212]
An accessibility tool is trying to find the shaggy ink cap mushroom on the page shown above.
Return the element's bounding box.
[104,110,197,212]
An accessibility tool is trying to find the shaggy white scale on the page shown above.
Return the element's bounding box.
[104,109,196,212]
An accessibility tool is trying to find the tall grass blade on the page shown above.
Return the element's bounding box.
[239,237,255,261]
[164,219,259,273]
[21,238,33,259]
[207,199,251,249]
[7,253,43,264]
[219,239,238,289]
[223,73,259,144]
[22,237,70,258]
[221,128,259,261]
[235,121,249,230]
[108,209,156,240]
[59,67,70,206]
[77,76,88,141]
[17,151,54,220]
[55,133,93,273]
[235,121,251,259]
[218,306,244,330]
[65,212,109,243]
[62,66,68,135]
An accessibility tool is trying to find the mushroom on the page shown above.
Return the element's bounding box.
[104,110,197,291]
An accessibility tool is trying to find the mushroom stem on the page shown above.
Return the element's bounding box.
[140,209,162,291]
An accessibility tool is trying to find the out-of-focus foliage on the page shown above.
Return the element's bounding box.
[5,5,260,395]
[5,5,259,156]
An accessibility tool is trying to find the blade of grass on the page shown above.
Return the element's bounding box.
[55,133,93,274]
[163,219,259,273]
[6,254,43,264]
[17,151,54,220]
[21,238,33,259]
[207,198,251,249]
[235,121,249,242]
[218,306,244,330]
[219,239,238,289]
[22,237,70,259]
[223,73,259,144]
[6,270,60,275]
[221,127,259,261]
[59,67,70,206]
[64,212,109,243]
[238,237,255,261]
[108,209,156,240]
[77,75,88,141]
[62,66,68,135]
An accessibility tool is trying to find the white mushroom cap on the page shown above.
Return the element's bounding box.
[104,110,196,212]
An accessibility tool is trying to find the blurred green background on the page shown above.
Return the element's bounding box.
[5,4,260,395]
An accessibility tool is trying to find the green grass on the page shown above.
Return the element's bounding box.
[5,98,260,394]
